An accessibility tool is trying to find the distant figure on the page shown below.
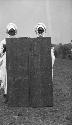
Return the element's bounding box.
[0,23,17,102]
[34,23,55,80]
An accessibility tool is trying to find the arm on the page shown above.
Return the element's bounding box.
[0,39,6,89]
[0,43,3,57]
[3,44,6,53]
[51,47,55,68]
[0,39,6,57]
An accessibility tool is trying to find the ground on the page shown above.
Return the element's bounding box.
[0,58,72,125]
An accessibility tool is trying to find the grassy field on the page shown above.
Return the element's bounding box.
[0,58,72,125]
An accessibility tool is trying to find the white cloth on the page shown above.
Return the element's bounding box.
[51,47,55,80]
[0,39,7,94]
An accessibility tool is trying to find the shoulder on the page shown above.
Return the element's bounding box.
[0,39,6,45]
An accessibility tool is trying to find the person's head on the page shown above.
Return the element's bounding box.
[6,23,17,37]
[35,23,46,37]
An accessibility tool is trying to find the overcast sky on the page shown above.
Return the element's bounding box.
[0,0,72,44]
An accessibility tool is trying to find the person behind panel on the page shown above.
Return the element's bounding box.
[51,46,55,79]
[0,23,17,103]
[34,23,55,80]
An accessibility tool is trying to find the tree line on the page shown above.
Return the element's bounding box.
[53,43,72,60]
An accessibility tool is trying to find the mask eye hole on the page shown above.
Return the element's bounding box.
[8,28,16,36]
[38,27,44,34]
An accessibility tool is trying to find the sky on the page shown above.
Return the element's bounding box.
[0,0,72,44]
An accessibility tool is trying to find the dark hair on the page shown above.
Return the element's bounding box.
[8,28,16,36]
[38,27,44,34]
